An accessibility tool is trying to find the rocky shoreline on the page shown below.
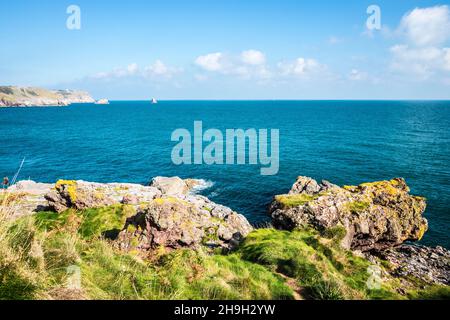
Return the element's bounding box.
[269,176,449,286]
[1,175,449,299]
[0,86,94,107]
[5,177,253,250]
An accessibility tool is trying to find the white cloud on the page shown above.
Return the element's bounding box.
[241,50,266,65]
[390,45,450,77]
[92,71,109,79]
[194,51,329,82]
[444,48,450,71]
[194,50,272,80]
[348,69,368,81]
[127,63,139,74]
[390,6,450,80]
[399,5,450,47]
[278,58,325,77]
[91,60,180,80]
[195,52,225,72]
[144,60,180,78]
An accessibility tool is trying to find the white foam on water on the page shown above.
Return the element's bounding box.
[190,179,215,194]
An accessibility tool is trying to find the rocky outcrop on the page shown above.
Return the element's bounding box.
[0,86,94,107]
[7,180,53,195]
[149,176,190,196]
[5,177,252,250]
[376,244,450,286]
[270,176,428,252]
[44,180,162,213]
[117,194,253,251]
[1,180,53,218]
[148,176,210,196]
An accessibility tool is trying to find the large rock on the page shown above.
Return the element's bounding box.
[149,176,210,196]
[149,176,190,196]
[7,180,53,195]
[2,181,53,218]
[45,180,161,212]
[117,194,253,251]
[270,176,428,252]
[38,177,252,250]
[6,177,253,251]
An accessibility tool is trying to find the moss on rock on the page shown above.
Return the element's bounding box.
[274,194,317,208]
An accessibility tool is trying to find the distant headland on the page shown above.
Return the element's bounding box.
[0,86,94,107]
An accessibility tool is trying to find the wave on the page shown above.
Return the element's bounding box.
[190,179,215,194]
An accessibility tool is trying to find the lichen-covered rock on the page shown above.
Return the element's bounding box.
[2,181,53,218]
[117,194,253,251]
[289,176,321,194]
[376,244,450,286]
[45,180,161,213]
[7,177,251,251]
[149,176,189,196]
[270,176,428,252]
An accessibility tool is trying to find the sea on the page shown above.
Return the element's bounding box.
[0,100,449,248]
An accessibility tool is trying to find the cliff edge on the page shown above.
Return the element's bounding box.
[0,86,94,107]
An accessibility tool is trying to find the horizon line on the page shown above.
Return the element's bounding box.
[100,99,450,102]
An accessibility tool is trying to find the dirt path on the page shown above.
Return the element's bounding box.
[277,273,304,300]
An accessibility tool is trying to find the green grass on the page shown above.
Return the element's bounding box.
[0,216,47,300]
[1,202,449,300]
[407,285,450,300]
[1,206,294,300]
[35,205,135,240]
[153,250,293,300]
[321,225,347,240]
[236,228,405,300]
[274,194,317,208]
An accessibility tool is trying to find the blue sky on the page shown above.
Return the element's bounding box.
[1,0,450,99]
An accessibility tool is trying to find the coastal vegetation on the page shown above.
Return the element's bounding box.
[0,177,449,300]
[1,203,448,300]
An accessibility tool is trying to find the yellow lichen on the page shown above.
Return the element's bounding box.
[360,180,400,196]
[122,205,136,218]
[94,191,105,200]
[126,224,137,233]
[55,180,78,203]
[417,223,427,240]
[152,197,186,206]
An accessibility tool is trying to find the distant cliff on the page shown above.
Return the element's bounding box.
[0,86,95,107]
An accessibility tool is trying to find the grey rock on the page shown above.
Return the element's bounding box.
[376,244,450,286]
[271,176,428,252]
[8,180,53,195]
[149,176,189,196]
[44,180,161,213]
[289,176,321,195]
[117,194,253,251]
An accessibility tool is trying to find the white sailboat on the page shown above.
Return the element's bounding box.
[151,98,158,104]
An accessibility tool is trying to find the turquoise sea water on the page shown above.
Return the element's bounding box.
[0,101,449,248]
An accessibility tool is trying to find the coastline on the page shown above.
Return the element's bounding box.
[0,86,95,107]
[1,176,448,300]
